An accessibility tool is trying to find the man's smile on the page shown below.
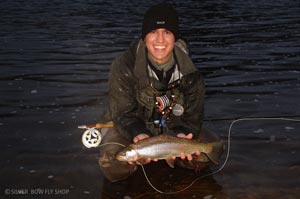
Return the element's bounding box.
[154,45,167,50]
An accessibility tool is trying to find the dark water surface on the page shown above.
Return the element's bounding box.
[1,0,300,198]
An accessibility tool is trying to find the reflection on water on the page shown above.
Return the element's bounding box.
[0,0,300,198]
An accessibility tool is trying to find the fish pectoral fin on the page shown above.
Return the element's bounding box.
[136,158,148,165]
[165,158,175,168]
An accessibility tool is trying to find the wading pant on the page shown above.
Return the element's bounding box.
[98,128,224,182]
[98,128,137,182]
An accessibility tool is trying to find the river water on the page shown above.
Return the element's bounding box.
[0,0,300,199]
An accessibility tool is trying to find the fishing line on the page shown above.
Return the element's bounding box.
[139,117,300,194]
[98,142,126,148]
[97,117,300,194]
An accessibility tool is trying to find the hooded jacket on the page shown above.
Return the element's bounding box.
[107,39,205,140]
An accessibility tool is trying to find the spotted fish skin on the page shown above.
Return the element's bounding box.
[116,134,221,167]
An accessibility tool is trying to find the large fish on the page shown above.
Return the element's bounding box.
[116,134,222,168]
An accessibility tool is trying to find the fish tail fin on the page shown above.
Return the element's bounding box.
[205,141,225,165]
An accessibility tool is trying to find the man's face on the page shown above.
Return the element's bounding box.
[144,28,175,65]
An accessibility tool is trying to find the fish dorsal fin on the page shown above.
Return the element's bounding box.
[165,158,175,168]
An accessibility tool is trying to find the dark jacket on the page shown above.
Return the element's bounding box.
[107,39,205,140]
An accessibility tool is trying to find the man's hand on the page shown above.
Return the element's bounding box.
[176,133,201,161]
[129,134,158,165]
[133,133,149,143]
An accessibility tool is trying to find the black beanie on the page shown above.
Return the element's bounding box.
[142,4,179,40]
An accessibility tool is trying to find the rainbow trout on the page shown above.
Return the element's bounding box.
[116,134,221,168]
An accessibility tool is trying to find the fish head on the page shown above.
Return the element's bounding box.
[116,147,138,162]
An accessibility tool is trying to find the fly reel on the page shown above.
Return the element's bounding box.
[79,123,114,148]
[81,128,102,148]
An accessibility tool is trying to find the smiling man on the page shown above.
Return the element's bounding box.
[145,28,175,65]
[98,4,224,182]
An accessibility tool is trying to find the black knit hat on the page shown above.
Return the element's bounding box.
[142,4,179,40]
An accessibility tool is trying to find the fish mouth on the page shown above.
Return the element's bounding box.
[116,156,127,161]
[115,151,126,161]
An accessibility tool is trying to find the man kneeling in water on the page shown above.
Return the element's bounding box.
[98,4,224,182]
